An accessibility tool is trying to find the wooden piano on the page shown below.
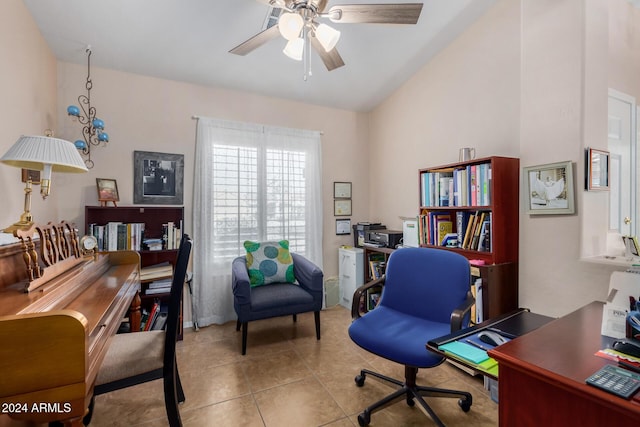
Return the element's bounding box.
[0,222,141,426]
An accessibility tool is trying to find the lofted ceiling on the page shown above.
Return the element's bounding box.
[23,0,497,112]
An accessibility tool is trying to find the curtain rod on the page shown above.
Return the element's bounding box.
[191,115,323,135]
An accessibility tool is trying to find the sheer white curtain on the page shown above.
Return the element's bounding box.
[192,117,323,327]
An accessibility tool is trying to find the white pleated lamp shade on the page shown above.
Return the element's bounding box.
[0,135,88,173]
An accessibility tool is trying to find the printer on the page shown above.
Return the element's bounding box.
[365,229,403,249]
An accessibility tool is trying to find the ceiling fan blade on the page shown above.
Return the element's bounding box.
[309,35,345,71]
[229,25,281,56]
[328,3,423,24]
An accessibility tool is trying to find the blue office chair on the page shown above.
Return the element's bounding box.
[349,247,475,427]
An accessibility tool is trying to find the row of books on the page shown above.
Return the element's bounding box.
[88,222,145,252]
[163,221,182,250]
[457,211,491,252]
[418,210,492,252]
[420,163,492,208]
[418,212,454,246]
[140,300,168,331]
[87,220,182,252]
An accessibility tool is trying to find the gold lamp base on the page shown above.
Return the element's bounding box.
[2,181,34,234]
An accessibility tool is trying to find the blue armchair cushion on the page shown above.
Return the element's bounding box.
[244,240,295,287]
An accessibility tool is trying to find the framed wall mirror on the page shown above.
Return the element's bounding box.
[585,148,610,191]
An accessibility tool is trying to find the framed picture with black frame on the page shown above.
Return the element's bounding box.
[133,151,184,205]
[334,181,352,199]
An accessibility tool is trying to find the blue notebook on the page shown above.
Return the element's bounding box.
[439,341,490,364]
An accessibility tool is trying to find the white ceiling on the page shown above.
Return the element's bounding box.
[23,0,497,112]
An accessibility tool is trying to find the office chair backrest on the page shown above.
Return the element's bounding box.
[164,234,192,364]
[380,248,470,323]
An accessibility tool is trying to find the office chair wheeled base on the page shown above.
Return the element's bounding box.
[354,366,472,427]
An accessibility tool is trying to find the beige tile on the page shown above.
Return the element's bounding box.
[241,349,312,392]
[12,305,497,427]
[253,377,345,427]
[181,395,264,427]
[179,361,251,411]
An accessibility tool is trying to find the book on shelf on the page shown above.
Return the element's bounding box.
[369,260,385,280]
[144,301,161,331]
[147,278,172,289]
[477,219,491,252]
[436,219,453,246]
[145,286,172,295]
[455,212,469,248]
[152,310,168,330]
[162,221,183,250]
[140,262,173,281]
[470,212,486,250]
[142,238,164,251]
[462,213,476,249]
[366,286,382,311]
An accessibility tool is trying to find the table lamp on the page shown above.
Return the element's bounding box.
[0,135,88,233]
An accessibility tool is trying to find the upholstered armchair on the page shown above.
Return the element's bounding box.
[232,251,323,355]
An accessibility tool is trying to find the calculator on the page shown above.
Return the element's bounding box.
[586,364,640,399]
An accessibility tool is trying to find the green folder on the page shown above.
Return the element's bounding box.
[440,341,490,364]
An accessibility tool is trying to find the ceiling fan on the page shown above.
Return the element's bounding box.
[230,1,423,74]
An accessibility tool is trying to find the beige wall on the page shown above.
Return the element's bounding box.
[0,0,58,230]
[54,63,369,279]
[609,0,640,99]
[369,0,520,225]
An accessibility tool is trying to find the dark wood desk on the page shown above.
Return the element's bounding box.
[489,301,640,426]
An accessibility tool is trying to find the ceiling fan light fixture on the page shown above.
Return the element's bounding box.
[283,38,304,61]
[315,23,341,52]
[278,12,304,41]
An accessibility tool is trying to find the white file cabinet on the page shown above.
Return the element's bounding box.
[339,247,364,310]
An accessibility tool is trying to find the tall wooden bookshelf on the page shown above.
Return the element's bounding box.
[418,156,519,319]
[85,205,184,336]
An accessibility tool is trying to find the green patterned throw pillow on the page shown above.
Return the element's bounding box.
[244,240,295,287]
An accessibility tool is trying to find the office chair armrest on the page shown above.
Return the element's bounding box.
[450,291,475,332]
[351,276,386,320]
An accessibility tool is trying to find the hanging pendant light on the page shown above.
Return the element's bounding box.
[67,46,109,169]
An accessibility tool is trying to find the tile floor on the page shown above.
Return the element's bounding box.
[1,306,498,427]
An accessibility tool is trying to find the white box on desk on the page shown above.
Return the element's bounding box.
[601,271,640,338]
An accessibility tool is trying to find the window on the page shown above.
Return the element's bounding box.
[210,144,308,261]
[192,117,323,327]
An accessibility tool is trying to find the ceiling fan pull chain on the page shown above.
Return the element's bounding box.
[303,25,312,81]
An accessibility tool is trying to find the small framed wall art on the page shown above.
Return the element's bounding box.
[334,199,352,216]
[96,178,119,207]
[585,148,610,191]
[334,181,352,199]
[523,161,575,215]
[336,218,351,235]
